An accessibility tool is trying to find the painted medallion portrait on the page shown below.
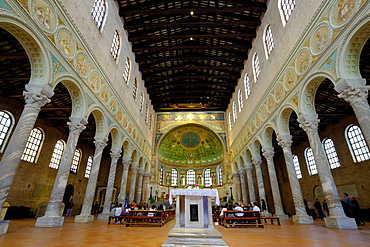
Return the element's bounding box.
[33,0,56,31]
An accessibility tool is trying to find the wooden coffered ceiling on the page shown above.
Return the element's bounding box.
[116,0,267,111]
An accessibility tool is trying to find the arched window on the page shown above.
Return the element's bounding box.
[71,148,81,174]
[159,166,164,185]
[292,154,302,179]
[91,0,107,30]
[244,74,251,100]
[0,110,14,152]
[85,155,93,178]
[123,57,131,84]
[264,25,275,58]
[139,92,144,112]
[252,53,261,82]
[110,30,121,61]
[171,168,178,186]
[144,104,149,122]
[238,89,243,112]
[204,168,211,187]
[228,112,233,130]
[345,124,370,162]
[278,0,296,26]
[49,140,65,169]
[186,169,196,184]
[232,101,237,122]
[149,114,153,130]
[323,138,341,169]
[21,128,44,163]
[304,147,317,175]
[133,77,138,99]
[217,165,223,185]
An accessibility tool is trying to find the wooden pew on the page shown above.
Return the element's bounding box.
[108,215,128,224]
[126,210,165,227]
[223,210,264,228]
[261,216,281,225]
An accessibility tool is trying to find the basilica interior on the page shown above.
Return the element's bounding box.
[1,0,370,246]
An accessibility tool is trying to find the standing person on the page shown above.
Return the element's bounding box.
[65,199,74,219]
[314,199,325,220]
[93,201,100,215]
[322,199,329,216]
[350,196,365,226]
[261,199,267,216]
[307,200,317,220]
[343,193,352,206]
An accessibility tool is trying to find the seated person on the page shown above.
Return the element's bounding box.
[234,203,244,217]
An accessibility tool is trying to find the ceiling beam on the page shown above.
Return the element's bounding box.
[125,20,261,29]
[130,33,255,41]
[136,55,245,62]
[144,74,239,81]
[119,5,267,16]
[133,44,247,52]
[141,65,243,71]
[0,53,28,59]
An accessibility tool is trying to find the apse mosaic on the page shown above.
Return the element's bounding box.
[158,124,224,169]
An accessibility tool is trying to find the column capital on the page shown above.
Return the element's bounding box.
[67,120,87,134]
[131,163,139,171]
[23,86,53,109]
[94,137,108,151]
[277,135,293,148]
[262,147,274,160]
[298,114,319,133]
[238,168,245,174]
[143,172,150,177]
[338,85,370,104]
[110,149,122,160]
[138,169,145,176]
[233,172,240,177]
[122,158,132,169]
[251,156,262,168]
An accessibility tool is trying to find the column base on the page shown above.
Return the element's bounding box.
[292,215,314,224]
[35,216,64,227]
[97,213,109,221]
[276,214,289,221]
[0,220,10,234]
[324,216,358,229]
[74,214,94,223]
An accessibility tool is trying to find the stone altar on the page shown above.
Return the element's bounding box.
[162,189,228,247]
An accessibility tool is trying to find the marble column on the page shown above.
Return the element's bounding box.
[251,157,269,213]
[118,158,131,204]
[238,168,248,204]
[135,169,144,203]
[141,172,150,202]
[0,85,53,234]
[129,163,139,203]
[277,135,313,224]
[233,173,241,202]
[338,85,370,147]
[298,114,357,229]
[98,149,122,220]
[35,120,87,228]
[245,163,256,203]
[75,137,108,223]
[262,147,288,221]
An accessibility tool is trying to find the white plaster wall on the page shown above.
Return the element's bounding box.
[227,0,324,143]
[61,0,153,142]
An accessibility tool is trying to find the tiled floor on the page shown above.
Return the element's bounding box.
[1,217,369,247]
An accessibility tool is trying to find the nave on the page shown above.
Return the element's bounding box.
[1,217,369,247]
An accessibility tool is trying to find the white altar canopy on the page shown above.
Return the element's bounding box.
[169,189,220,205]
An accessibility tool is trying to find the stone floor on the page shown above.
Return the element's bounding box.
[0,217,369,247]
